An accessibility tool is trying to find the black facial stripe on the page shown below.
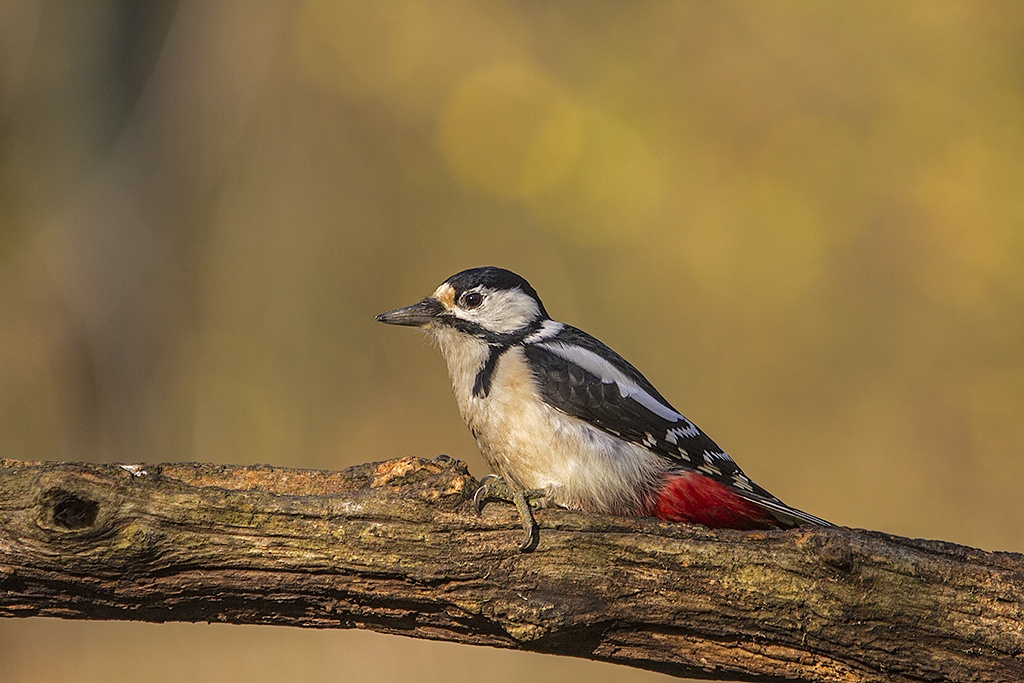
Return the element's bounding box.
[456,316,547,399]
[472,345,512,398]
[439,315,543,346]
[441,315,495,340]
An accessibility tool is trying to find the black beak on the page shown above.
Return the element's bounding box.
[375,297,444,327]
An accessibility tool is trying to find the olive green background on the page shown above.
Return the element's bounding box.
[2,2,1022,682]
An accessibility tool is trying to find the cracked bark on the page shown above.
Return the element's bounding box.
[1,456,1021,682]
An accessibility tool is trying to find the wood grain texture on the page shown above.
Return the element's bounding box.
[1,456,1021,682]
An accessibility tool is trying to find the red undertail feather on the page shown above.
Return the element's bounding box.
[647,472,783,530]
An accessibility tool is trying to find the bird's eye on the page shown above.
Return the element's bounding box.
[462,291,484,309]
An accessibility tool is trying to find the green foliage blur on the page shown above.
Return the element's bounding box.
[1,2,1022,682]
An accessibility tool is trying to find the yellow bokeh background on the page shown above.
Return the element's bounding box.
[2,2,1022,682]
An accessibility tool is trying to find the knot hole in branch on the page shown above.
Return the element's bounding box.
[44,489,100,530]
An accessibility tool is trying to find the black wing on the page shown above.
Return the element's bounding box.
[522,325,829,527]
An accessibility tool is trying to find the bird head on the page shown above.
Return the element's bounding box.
[376,266,549,342]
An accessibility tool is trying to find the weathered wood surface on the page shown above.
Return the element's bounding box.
[1,456,1021,682]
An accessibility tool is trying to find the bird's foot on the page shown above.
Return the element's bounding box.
[473,474,546,552]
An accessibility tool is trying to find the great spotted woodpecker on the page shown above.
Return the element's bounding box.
[377,266,830,550]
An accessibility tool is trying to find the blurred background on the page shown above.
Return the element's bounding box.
[1,1,1022,681]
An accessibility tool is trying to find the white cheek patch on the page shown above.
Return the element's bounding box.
[450,287,541,333]
[539,342,684,423]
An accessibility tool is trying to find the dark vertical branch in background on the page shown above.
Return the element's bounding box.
[0,2,295,462]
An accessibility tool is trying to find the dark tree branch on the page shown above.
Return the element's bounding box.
[0,457,1021,682]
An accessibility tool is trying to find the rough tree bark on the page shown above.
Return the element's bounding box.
[0,456,1021,682]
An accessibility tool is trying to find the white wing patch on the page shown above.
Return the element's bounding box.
[538,341,684,423]
[523,320,565,344]
[704,449,734,463]
[665,423,700,444]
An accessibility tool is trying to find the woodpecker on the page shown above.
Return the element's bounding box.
[377,266,830,550]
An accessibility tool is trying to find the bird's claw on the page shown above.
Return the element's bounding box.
[472,474,501,513]
[473,475,545,552]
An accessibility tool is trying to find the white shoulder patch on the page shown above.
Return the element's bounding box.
[523,320,564,343]
[538,341,683,423]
